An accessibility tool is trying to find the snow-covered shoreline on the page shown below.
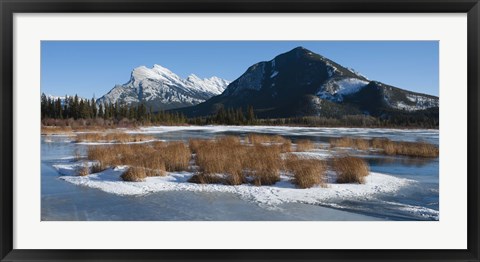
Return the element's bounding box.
[54,162,411,207]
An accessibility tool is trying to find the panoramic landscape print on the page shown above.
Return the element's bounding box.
[41,41,439,221]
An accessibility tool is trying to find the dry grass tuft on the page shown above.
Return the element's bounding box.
[194,139,246,185]
[330,137,370,150]
[191,136,283,186]
[244,144,282,186]
[160,142,190,172]
[86,143,170,178]
[77,164,90,177]
[90,163,106,173]
[331,156,370,184]
[187,173,225,184]
[246,134,292,153]
[41,126,73,135]
[246,134,288,144]
[372,139,439,158]
[296,139,315,152]
[217,135,242,146]
[75,132,154,143]
[285,156,327,188]
[121,167,147,182]
[331,137,439,158]
[188,139,210,154]
[277,139,292,153]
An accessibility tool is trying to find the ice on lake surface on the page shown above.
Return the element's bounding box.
[42,125,439,221]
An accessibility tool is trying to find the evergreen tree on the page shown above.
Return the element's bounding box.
[91,97,97,118]
[247,105,256,124]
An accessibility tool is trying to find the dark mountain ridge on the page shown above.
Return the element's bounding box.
[175,46,438,122]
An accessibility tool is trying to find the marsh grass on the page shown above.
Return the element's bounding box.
[188,139,210,154]
[246,134,288,144]
[285,156,327,188]
[84,134,377,187]
[87,143,167,178]
[244,144,282,186]
[159,142,190,172]
[330,137,439,158]
[329,137,370,150]
[373,139,439,158]
[41,126,73,135]
[193,138,246,185]
[121,167,147,182]
[75,132,154,143]
[296,139,315,152]
[90,162,106,173]
[246,134,292,153]
[187,173,225,184]
[77,164,90,177]
[331,156,370,184]
[191,136,283,186]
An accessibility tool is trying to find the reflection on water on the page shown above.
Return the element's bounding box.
[42,126,439,221]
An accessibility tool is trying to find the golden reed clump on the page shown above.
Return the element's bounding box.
[330,137,439,158]
[296,139,315,152]
[76,132,154,143]
[331,156,370,184]
[285,155,327,188]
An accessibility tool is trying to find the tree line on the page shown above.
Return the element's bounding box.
[41,93,187,125]
[41,93,437,129]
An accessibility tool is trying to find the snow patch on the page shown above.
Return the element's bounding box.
[56,162,413,209]
[317,78,370,102]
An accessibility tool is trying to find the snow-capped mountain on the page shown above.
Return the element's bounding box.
[97,64,230,111]
[42,94,89,106]
[179,46,439,119]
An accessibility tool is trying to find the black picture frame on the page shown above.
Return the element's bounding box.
[1,0,479,261]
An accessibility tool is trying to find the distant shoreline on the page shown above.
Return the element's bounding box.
[41,122,439,132]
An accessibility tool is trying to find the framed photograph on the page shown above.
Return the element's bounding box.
[1,0,479,261]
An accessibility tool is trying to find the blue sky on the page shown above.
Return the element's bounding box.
[41,41,439,98]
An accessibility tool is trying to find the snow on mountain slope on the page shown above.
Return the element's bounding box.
[317,78,370,102]
[184,74,229,96]
[97,64,230,111]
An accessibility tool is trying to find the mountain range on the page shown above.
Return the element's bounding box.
[48,46,438,122]
[96,64,230,111]
[175,46,439,120]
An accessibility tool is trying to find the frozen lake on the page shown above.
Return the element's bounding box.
[41,125,439,221]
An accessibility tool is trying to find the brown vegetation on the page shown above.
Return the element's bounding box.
[371,139,439,158]
[90,163,106,173]
[246,134,292,153]
[329,137,370,150]
[331,156,370,184]
[84,134,379,187]
[187,173,225,184]
[158,142,191,172]
[121,167,147,182]
[296,139,315,152]
[246,134,288,144]
[193,137,246,185]
[330,137,439,158]
[87,143,168,179]
[189,136,283,186]
[285,156,327,188]
[41,126,73,135]
[77,164,90,177]
[245,144,282,186]
[75,132,154,143]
